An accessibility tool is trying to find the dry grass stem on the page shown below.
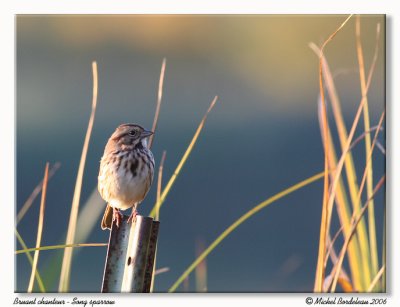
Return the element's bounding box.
[355,111,385,204]
[367,265,386,292]
[59,61,98,292]
[149,58,166,149]
[155,150,167,221]
[330,175,386,292]
[322,81,373,291]
[28,163,49,293]
[351,110,386,286]
[314,14,353,292]
[310,44,363,267]
[150,150,167,292]
[349,126,384,153]
[356,17,381,281]
[324,226,344,268]
[154,267,170,276]
[17,162,61,224]
[313,16,381,292]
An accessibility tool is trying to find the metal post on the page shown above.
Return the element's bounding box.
[143,221,160,292]
[101,215,159,293]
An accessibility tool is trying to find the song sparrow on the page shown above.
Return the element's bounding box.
[98,123,155,230]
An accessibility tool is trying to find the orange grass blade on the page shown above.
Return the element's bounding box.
[310,42,366,290]
[317,95,364,287]
[28,163,49,293]
[59,62,98,292]
[338,276,355,292]
[310,18,382,289]
[324,234,354,292]
[323,83,373,292]
[326,111,385,292]
[314,14,353,292]
[310,44,362,215]
[149,96,218,217]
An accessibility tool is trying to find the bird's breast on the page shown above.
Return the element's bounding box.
[98,150,154,210]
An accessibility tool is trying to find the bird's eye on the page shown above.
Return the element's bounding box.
[129,130,137,137]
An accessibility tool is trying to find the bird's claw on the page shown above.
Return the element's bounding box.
[127,209,138,224]
[113,209,123,228]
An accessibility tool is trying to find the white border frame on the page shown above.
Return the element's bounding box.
[2,1,398,306]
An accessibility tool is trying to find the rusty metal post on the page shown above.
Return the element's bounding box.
[101,215,159,293]
[143,221,160,292]
[101,215,130,292]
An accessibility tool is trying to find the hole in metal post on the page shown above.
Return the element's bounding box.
[127,257,132,266]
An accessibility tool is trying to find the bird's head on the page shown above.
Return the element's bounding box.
[109,123,153,150]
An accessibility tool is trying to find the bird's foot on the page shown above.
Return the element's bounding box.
[113,208,123,228]
[127,209,138,224]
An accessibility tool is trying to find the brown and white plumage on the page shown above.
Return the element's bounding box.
[98,123,155,230]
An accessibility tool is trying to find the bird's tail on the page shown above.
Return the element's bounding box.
[101,204,113,230]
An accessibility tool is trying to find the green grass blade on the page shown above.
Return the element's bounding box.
[367,265,385,292]
[321,118,363,289]
[28,163,49,293]
[330,175,385,292]
[311,17,380,289]
[15,229,46,292]
[149,96,218,217]
[169,171,324,292]
[310,41,366,291]
[15,243,108,255]
[356,18,382,282]
[352,110,385,291]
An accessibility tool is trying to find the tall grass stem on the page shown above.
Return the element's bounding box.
[59,61,98,292]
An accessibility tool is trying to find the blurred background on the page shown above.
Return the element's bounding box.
[16,15,385,292]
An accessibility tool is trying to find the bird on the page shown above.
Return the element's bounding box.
[98,123,155,230]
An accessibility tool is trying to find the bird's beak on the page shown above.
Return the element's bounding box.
[141,129,154,138]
